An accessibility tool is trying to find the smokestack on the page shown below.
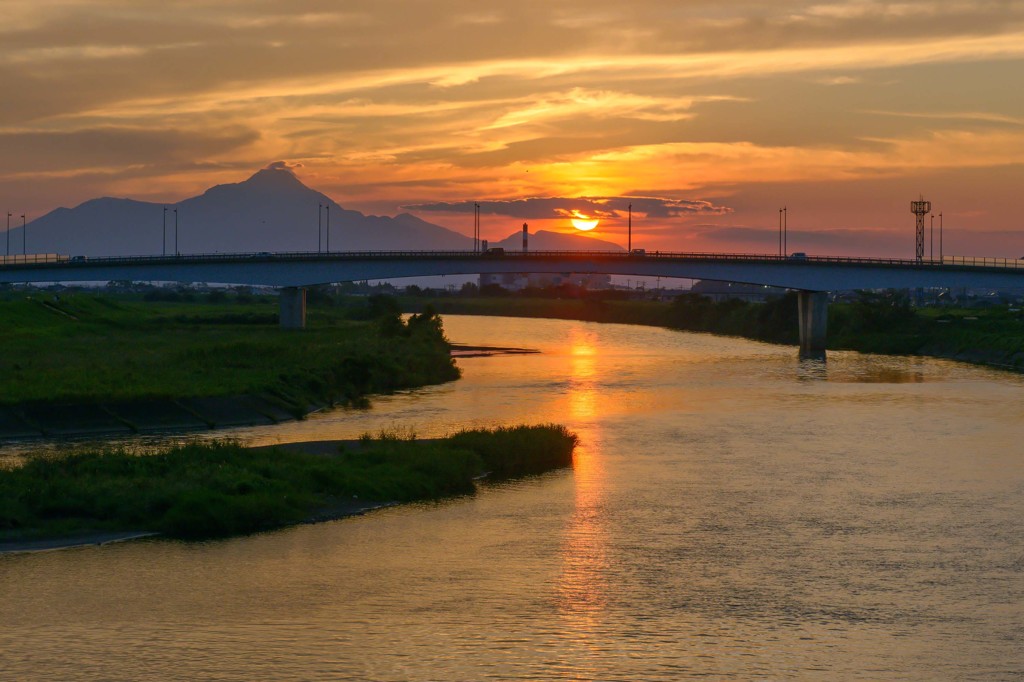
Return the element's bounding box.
[523,223,528,252]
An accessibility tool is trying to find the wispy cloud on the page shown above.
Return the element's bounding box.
[405,196,733,220]
[864,110,1024,126]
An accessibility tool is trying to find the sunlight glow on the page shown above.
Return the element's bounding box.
[570,211,599,231]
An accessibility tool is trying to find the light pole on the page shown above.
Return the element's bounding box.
[318,203,322,253]
[628,203,632,252]
[21,214,26,256]
[325,204,330,252]
[778,208,783,256]
[783,206,788,255]
[173,208,179,256]
[939,212,943,261]
[162,207,168,256]
[5,212,10,257]
[931,214,936,261]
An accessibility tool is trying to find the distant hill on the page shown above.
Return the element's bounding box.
[11,166,626,257]
[12,166,475,257]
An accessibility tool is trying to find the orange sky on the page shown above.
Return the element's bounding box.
[2,1,1023,256]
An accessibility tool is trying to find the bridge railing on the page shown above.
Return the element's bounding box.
[0,254,65,265]
[2,249,1024,271]
[939,255,1024,269]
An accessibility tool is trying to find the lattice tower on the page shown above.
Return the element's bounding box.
[911,198,931,262]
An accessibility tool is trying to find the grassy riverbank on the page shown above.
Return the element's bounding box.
[0,425,578,543]
[0,293,459,430]
[403,293,1024,369]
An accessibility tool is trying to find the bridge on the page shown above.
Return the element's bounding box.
[3,250,1024,357]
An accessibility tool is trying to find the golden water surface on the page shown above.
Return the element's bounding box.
[2,316,1022,680]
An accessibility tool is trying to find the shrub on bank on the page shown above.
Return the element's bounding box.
[0,425,578,542]
[446,424,579,478]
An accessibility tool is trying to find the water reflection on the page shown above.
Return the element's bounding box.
[567,328,599,419]
[829,356,927,383]
[796,354,930,384]
[796,357,828,382]
[557,434,609,619]
[557,325,611,639]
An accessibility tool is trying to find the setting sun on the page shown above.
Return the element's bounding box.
[570,211,599,231]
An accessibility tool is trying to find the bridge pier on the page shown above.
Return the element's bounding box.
[279,286,306,329]
[797,290,828,359]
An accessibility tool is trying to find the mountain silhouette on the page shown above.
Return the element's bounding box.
[11,166,625,257]
[13,166,474,257]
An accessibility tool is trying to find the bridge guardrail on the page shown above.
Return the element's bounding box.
[1,249,1023,271]
[0,254,65,265]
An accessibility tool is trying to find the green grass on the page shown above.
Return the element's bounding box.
[0,293,459,411]
[0,425,578,541]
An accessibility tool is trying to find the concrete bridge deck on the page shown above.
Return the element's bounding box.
[4,250,1024,358]
[2,250,1024,291]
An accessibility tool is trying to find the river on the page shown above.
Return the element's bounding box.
[2,315,1022,680]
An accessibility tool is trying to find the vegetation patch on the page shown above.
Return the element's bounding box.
[0,425,578,542]
[0,293,459,422]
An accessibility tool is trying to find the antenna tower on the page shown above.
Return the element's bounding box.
[910,197,931,262]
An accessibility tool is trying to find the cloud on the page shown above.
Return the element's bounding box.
[404,196,733,220]
[3,0,1024,233]
[264,160,303,171]
[816,75,862,85]
[0,126,259,175]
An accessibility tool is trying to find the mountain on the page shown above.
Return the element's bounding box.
[12,166,476,257]
[490,229,623,252]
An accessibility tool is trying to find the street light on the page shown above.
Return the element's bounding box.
[930,214,934,261]
[162,207,168,256]
[474,202,480,252]
[318,203,323,253]
[778,208,783,256]
[325,204,330,252]
[173,208,179,256]
[21,214,26,256]
[5,212,10,258]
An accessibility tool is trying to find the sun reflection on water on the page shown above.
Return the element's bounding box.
[567,328,599,419]
[556,326,611,635]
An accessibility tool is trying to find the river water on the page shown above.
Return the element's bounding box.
[2,316,1023,680]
